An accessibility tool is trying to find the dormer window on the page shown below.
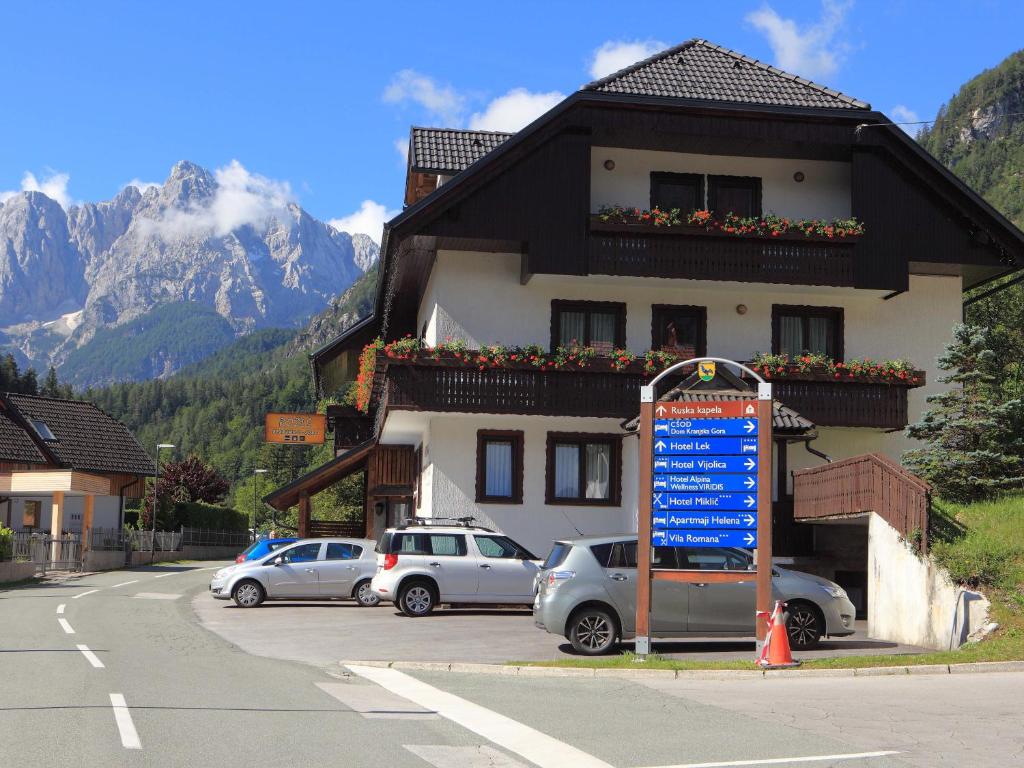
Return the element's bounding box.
[708,175,762,218]
[30,420,56,441]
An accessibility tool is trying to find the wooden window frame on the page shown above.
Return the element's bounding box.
[544,432,622,506]
[708,174,762,218]
[550,300,627,351]
[475,430,524,504]
[414,445,423,510]
[651,304,707,356]
[649,172,704,211]
[771,304,845,361]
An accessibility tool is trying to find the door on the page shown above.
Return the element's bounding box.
[266,542,323,597]
[315,542,364,596]
[425,533,477,600]
[472,535,538,601]
[597,542,688,635]
[680,548,756,632]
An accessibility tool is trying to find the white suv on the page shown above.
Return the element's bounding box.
[370,520,541,616]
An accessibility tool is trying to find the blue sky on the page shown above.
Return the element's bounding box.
[2,0,1022,241]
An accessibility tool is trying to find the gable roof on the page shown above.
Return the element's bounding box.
[1,393,154,476]
[410,127,514,175]
[584,39,870,111]
[0,404,48,465]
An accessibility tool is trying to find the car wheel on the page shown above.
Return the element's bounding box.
[354,580,380,607]
[398,580,436,617]
[568,607,618,655]
[232,580,265,608]
[786,602,823,649]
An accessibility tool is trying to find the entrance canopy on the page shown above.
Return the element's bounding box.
[263,439,375,511]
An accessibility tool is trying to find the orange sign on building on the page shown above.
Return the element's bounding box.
[264,412,327,444]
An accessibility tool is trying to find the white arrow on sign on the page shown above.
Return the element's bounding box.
[744,458,756,471]
[744,476,755,489]
[655,440,667,451]
[744,420,756,433]
[744,495,756,508]
[743,514,755,527]
[655,404,666,417]
[744,533,756,546]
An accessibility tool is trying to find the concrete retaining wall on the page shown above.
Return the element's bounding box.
[83,546,239,572]
[0,560,37,584]
[868,513,988,650]
[83,550,128,571]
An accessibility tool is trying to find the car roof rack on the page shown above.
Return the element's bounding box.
[396,516,494,532]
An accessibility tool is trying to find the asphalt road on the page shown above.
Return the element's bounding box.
[1,563,1021,768]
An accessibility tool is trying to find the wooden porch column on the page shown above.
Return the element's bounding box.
[81,494,95,554]
[50,491,65,561]
[298,492,311,539]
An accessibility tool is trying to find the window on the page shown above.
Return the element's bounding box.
[651,305,706,357]
[551,300,625,355]
[772,305,844,360]
[593,541,678,569]
[650,172,704,212]
[279,542,321,563]
[325,542,362,560]
[476,430,524,503]
[30,420,56,441]
[427,534,466,556]
[387,532,467,556]
[22,500,41,528]
[708,175,762,218]
[415,445,423,510]
[475,535,527,559]
[678,548,752,570]
[545,433,622,505]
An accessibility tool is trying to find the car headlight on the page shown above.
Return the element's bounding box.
[818,583,847,599]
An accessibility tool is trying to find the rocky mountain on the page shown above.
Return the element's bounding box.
[0,161,378,384]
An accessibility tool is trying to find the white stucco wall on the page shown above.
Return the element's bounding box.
[2,495,122,533]
[590,147,851,220]
[867,513,988,650]
[381,411,636,557]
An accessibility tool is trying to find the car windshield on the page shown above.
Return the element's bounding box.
[541,542,571,570]
[239,542,259,557]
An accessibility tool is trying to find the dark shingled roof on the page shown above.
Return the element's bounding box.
[0,405,48,464]
[410,127,513,175]
[1,393,154,475]
[624,390,815,436]
[584,39,869,111]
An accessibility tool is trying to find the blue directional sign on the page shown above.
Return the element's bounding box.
[653,455,758,474]
[653,511,757,529]
[653,529,758,548]
[653,418,758,437]
[653,492,757,511]
[652,474,757,493]
[653,437,758,455]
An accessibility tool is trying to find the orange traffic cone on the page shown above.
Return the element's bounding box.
[756,600,801,669]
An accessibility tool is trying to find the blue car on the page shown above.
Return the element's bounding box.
[235,538,297,564]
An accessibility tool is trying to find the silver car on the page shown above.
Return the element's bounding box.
[209,538,380,608]
[533,534,856,655]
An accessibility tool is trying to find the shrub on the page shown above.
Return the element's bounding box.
[172,502,248,531]
[0,525,12,561]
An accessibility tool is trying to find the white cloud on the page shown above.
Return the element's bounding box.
[394,137,410,164]
[589,39,666,79]
[138,160,295,240]
[122,178,161,194]
[383,69,466,126]
[0,169,74,208]
[745,0,852,80]
[329,200,399,244]
[890,104,922,135]
[468,88,565,132]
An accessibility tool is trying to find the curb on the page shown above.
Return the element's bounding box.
[340,659,1024,680]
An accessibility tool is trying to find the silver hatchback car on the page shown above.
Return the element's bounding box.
[210,537,380,608]
[533,534,856,655]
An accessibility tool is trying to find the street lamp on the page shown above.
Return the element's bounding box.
[151,443,175,560]
[253,468,268,538]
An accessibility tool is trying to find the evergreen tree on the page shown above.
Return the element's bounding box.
[20,368,38,395]
[42,366,61,397]
[0,354,19,392]
[904,324,1024,502]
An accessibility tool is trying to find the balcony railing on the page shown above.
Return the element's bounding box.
[588,218,857,287]
[372,356,922,429]
[326,404,375,452]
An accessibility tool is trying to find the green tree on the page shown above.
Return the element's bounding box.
[41,366,60,397]
[904,324,1024,502]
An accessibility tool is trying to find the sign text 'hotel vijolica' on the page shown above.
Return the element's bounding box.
[650,400,759,548]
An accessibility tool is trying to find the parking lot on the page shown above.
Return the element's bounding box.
[193,579,928,668]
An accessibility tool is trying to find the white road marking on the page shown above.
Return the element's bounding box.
[405,745,527,767]
[636,751,902,768]
[153,572,180,578]
[109,693,142,750]
[316,681,439,719]
[347,664,613,768]
[110,580,139,588]
[56,604,65,614]
[133,592,182,600]
[76,644,105,669]
[72,589,99,599]
[58,618,75,634]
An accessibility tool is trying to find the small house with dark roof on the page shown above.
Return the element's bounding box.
[0,393,153,539]
[268,40,1024,610]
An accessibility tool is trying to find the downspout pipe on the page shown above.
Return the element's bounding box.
[803,438,833,464]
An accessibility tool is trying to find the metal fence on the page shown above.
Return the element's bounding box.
[0,531,82,572]
[89,527,130,552]
[179,527,250,548]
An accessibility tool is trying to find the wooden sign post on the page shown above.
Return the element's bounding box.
[635,359,773,659]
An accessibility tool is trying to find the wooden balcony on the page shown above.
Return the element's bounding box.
[372,356,921,428]
[326,404,375,453]
[588,218,857,287]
